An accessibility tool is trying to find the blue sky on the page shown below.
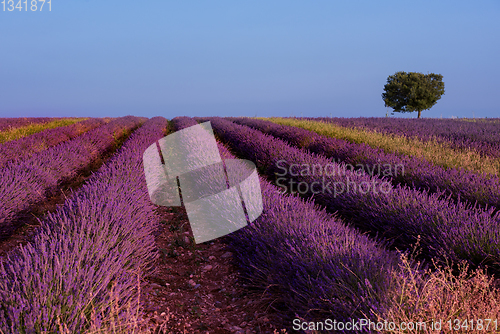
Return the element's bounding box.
[1,0,498,119]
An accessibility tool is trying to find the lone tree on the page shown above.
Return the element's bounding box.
[382,71,445,118]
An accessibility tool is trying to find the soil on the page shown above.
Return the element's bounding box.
[139,206,287,334]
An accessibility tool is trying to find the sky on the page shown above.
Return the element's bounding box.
[0,0,499,119]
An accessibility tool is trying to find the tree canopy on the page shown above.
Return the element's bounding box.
[382,71,445,118]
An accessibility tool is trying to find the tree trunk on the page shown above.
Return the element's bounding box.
[418,110,421,118]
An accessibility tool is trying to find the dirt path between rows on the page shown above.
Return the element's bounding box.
[140,206,287,334]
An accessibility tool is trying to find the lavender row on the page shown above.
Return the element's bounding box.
[230,117,500,213]
[0,117,58,132]
[0,118,108,168]
[201,117,500,274]
[0,116,144,239]
[172,117,401,326]
[312,117,500,158]
[0,117,168,333]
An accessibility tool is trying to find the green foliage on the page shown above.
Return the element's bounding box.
[382,71,445,118]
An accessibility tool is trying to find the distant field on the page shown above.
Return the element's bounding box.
[0,117,87,144]
[1,116,500,333]
[0,117,60,132]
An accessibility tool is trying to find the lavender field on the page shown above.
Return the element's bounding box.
[1,116,500,333]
